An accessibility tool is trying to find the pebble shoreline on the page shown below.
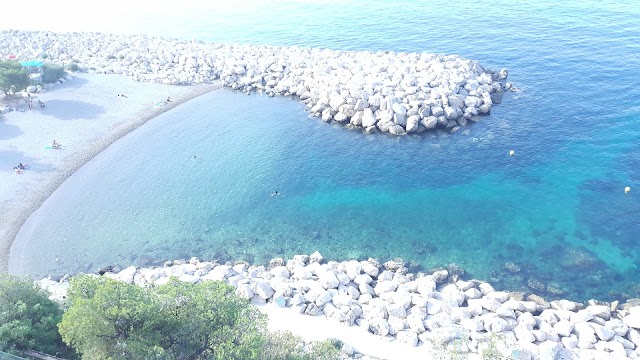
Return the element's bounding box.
[38,253,640,360]
[0,30,513,135]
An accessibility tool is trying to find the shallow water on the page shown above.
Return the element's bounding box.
[8,0,640,301]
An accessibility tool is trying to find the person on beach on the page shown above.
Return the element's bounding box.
[38,100,46,109]
[52,140,61,149]
[27,95,33,110]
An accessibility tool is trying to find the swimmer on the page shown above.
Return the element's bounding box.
[13,167,23,174]
[192,154,198,159]
[271,190,280,197]
[18,163,27,170]
[52,140,61,149]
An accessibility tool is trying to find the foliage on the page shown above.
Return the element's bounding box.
[41,63,65,84]
[260,331,341,360]
[65,62,79,72]
[304,339,342,360]
[0,273,75,358]
[59,275,267,359]
[0,60,30,95]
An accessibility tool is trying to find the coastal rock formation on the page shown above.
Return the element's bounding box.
[38,254,640,360]
[0,30,513,136]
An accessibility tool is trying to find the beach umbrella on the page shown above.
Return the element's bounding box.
[20,60,44,67]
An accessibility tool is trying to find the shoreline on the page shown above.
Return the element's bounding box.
[0,73,220,271]
[36,254,640,360]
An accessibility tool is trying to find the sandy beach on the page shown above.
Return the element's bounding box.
[0,73,218,272]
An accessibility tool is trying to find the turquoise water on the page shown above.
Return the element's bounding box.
[8,0,640,301]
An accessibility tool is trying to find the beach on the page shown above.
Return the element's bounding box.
[0,73,218,272]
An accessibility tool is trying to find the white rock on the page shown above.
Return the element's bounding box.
[606,318,629,336]
[318,271,340,289]
[461,318,484,332]
[315,290,333,307]
[561,334,578,349]
[361,262,379,277]
[396,330,418,346]
[592,323,616,341]
[574,322,597,344]
[270,266,290,278]
[374,280,398,295]
[538,340,564,360]
[484,291,509,303]
[117,266,137,284]
[255,281,275,300]
[514,323,535,343]
[388,316,406,335]
[554,319,574,337]
[624,312,640,329]
[370,318,390,336]
[309,251,324,263]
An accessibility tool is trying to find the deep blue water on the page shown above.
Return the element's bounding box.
[8,0,640,301]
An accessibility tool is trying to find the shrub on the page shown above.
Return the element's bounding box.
[0,60,30,95]
[65,62,79,72]
[260,331,341,360]
[0,274,75,358]
[41,63,65,83]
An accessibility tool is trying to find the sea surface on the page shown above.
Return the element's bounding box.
[7,0,640,301]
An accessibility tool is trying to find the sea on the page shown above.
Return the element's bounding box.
[6,0,640,302]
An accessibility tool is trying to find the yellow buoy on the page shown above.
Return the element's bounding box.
[625,186,631,194]
[509,150,515,157]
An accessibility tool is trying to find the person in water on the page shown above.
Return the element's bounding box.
[18,163,27,170]
[52,140,61,149]
[271,190,280,197]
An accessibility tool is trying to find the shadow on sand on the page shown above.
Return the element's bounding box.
[42,99,106,120]
[0,149,55,174]
[0,121,24,141]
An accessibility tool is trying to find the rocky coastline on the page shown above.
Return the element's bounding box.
[1,30,513,135]
[37,253,640,360]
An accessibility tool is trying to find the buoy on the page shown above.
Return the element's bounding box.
[509,150,515,157]
[625,186,631,194]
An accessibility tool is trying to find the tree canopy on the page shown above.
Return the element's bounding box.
[0,60,30,95]
[59,275,268,360]
[0,274,74,358]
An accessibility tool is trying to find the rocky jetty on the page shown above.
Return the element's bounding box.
[38,253,640,360]
[0,30,514,135]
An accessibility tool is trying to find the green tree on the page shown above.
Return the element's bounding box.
[0,60,30,95]
[260,331,341,360]
[59,275,267,359]
[0,273,74,358]
[41,63,65,84]
[153,279,267,360]
[58,275,167,359]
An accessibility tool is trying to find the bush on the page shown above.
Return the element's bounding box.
[0,60,30,95]
[41,63,65,83]
[59,275,267,359]
[0,274,75,358]
[65,62,79,72]
[260,331,341,360]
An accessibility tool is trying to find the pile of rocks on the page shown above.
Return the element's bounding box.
[38,252,640,360]
[0,30,514,135]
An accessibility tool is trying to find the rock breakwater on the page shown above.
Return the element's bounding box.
[0,30,513,135]
[38,253,640,360]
